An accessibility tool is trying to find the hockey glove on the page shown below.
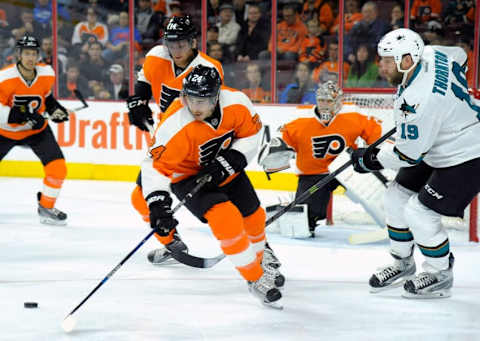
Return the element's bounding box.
[8,105,45,129]
[146,191,178,236]
[45,95,69,123]
[198,149,247,186]
[126,95,154,132]
[350,147,383,174]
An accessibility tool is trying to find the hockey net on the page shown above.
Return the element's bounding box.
[328,92,479,242]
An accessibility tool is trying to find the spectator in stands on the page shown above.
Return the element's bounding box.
[72,7,109,54]
[443,0,475,27]
[241,62,270,103]
[299,18,326,68]
[260,3,307,61]
[59,62,91,99]
[207,25,219,49]
[40,36,66,74]
[279,62,317,104]
[233,0,247,26]
[135,0,163,48]
[374,58,391,88]
[103,11,141,64]
[236,3,270,62]
[301,0,334,35]
[331,0,362,34]
[105,64,129,100]
[410,0,442,26]
[456,37,474,87]
[208,41,236,86]
[217,3,241,54]
[11,10,36,42]
[207,0,221,26]
[79,40,110,93]
[390,3,404,30]
[422,20,445,45]
[313,40,350,84]
[344,1,390,64]
[345,44,379,88]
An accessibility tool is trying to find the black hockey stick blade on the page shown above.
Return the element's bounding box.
[169,250,226,268]
[72,89,89,111]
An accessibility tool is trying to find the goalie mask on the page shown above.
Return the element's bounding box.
[315,80,343,122]
[258,137,295,173]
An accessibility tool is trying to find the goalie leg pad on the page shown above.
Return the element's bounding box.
[277,204,311,239]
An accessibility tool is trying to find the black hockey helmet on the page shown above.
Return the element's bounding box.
[183,65,221,98]
[16,34,40,52]
[164,15,197,42]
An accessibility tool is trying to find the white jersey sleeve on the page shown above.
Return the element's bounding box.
[378,46,480,170]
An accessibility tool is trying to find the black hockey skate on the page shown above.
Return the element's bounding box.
[403,253,454,299]
[248,269,283,310]
[369,249,416,293]
[37,192,67,226]
[263,243,285,288]
[147,232,188,265]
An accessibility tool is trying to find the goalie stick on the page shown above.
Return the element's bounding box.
[170,127,398,268]
[61,175,210,333]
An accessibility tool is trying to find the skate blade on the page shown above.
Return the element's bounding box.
[39,217,67,226]
[150,257,181,266]
[262,300,284,310]
[402,289,451,299]
[369,279,408,293]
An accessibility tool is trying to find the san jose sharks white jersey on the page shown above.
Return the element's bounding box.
[378,46,480,169]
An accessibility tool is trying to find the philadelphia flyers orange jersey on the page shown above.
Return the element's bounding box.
[0,63,54,140]
[141,86,262,194]
[137,45,224,113]
[281,104,382,175]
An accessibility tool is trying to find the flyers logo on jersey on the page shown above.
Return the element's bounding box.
[198,130,235,166]
[160,84,181,112]
[13,95,42,113]
[150,145,166,160]
[311,134,346,158]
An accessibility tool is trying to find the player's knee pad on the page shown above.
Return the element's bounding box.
[243,206,266,255]
[384,181,413,228]
[205,201,244,241]
[44,159,67,187]
[404,194,446,245]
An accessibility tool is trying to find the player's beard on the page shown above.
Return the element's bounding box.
[388,69,404,86]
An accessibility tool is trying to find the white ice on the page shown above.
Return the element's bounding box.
[1,177,479,341]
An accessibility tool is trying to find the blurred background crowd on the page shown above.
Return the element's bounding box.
[0,0,476,104]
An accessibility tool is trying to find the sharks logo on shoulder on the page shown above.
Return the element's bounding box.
[399,99,419,117]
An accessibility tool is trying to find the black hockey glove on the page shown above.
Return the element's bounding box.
[45,94,69,123]
[8,105,45,129]
[146,191,178,236]
[198,149,247,186]
[126,95,154,132]
[350,147,383,174]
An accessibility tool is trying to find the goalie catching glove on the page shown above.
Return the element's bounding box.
[45,94,69,123]
[258,137,295,173]
[198,149,247,186]
[146,191,178,236]
[350,147,383,173]
[126,95,154,132]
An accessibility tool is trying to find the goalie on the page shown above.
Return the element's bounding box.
[259,80,383,237]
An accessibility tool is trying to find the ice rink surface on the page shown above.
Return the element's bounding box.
[1,177,479,341]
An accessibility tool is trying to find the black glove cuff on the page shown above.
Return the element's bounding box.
[145,190,172,208]
[219,149,248,173]
[363,147,383,171]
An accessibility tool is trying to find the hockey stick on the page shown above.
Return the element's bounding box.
[71,89,89,111]
[61,175,211,333]
[170,127,398,268]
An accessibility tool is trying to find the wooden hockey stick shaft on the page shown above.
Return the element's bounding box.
[62,175,210,327]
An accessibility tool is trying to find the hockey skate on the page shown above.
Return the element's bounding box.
[403,253,454,299]
[369,249,416,293]
[248,268,283,310]
[37,192,67,226]
[147,232,188,265]
[263,243,285,288]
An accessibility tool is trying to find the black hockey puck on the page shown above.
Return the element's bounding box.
[24,302,38,308]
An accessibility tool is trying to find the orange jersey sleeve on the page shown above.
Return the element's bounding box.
[281,105,382,175]
[0,63,55,140]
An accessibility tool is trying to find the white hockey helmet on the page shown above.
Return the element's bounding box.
[377,28,424,75]
[315,80,343,121]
